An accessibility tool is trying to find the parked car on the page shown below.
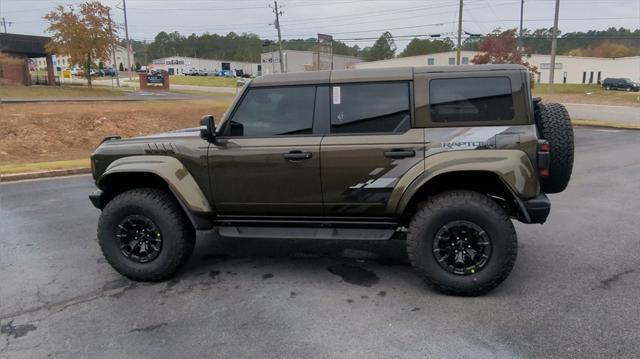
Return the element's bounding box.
[602,78,640,92]
[102,68,116,77]
[185,68,198,76]
[89,64,575,296]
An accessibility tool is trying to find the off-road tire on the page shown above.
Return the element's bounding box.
[98,188,195,281]
[406,190,518,296]
[535,102,574,193]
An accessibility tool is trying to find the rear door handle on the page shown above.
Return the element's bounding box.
[283,150,313,161]
[384,149,415,159]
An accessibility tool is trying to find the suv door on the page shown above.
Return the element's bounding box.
[209,85,325,215]
[320,81,425,217]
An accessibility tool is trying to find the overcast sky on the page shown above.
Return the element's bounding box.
[2,0,639,51]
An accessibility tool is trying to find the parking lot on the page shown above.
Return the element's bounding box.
[1,127,639,358]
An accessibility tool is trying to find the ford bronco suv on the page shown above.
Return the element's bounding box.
[89,65,574,296]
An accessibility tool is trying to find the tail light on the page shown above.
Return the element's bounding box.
[537,140,550,178]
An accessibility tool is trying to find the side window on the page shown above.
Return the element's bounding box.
[429,77,514,123]
[228,86,316,137]
[330,82,411,134]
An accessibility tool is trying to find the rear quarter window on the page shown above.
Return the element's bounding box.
[429,77,514,123]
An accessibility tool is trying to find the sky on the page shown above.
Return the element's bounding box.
[1,0,639,52]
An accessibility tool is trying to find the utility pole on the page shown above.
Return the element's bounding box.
[1,17,13,33]
[121,0,133,80]
[107,9,120,87]
[549,0,560,85]
[519,0,525,51]
[269,1,285,73]
[456,0,463,65]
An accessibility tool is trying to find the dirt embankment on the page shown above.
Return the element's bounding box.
[0,100,229,165]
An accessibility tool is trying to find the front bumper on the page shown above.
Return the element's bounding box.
[520,194,551,224]
[89,189,104,209]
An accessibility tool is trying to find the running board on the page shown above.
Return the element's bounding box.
[217,226,396,241]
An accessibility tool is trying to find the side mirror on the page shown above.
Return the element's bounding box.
[199,115,216,142]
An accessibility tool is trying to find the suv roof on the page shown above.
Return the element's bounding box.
[251,64,528,87]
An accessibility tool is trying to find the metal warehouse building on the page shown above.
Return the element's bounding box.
[260,50,362,74]
[148,56,261,76]
[354,50,640,84]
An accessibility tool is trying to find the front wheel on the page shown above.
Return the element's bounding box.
[98,188,195,281]
[406,190,518,296]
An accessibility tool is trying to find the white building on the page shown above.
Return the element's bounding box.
[149,56,260,76]
[33,45,130,70]
[354,50,640,84]
[260,50,362,75]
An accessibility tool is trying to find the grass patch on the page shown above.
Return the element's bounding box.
[533,83,604,94]
[0,159,90,175]
[0,85,130,99]
[168,76,237,88]
[533,83,640,106]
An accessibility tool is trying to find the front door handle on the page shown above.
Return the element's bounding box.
[283,150,313,161]
[384,149,415,159]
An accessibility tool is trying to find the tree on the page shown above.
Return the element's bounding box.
[472,28,538,75]
[44,2,117,88]
[568,41,634,58]
[363,32,396,61]
[399,38,453,57]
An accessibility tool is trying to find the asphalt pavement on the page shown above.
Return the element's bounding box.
[1,127,639,358]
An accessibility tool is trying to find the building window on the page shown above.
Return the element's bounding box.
[582,72,586,84]
[330,82,411,134]
[427,58,435,65]
[589,71,594,84]
[462,57,469,64]
[448,57,455,65]
[429,77,514,123]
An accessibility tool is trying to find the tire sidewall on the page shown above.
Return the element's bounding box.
[99,192,183,277]
[411,199,515,293]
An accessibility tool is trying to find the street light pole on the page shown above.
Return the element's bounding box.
[519,0,525,51]
[107,9,120,87]
[549,0,560,85]
[122,0,133,80]
[456,0,463,65]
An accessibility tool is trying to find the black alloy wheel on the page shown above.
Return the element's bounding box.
[432,220,491,275]
[116,215,163,263]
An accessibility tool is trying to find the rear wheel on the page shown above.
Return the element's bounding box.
[406,190,517,296]
[98,188,195,281]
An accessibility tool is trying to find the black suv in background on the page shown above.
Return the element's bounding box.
[602,77,640,92]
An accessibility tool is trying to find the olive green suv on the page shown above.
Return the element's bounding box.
[89,64,574,296]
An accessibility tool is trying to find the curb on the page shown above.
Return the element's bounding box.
[572,119,640,130]
[0,168,91,183]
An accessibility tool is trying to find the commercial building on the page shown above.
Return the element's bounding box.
[260,50,362,74]
[148,56,260,76]
[354,50,640,84]
[32,45,130,71]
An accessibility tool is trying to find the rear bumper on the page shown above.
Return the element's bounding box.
[89,189,104,209]
[519,194,551,224]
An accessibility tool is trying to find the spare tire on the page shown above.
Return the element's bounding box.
[535,102,574,194]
